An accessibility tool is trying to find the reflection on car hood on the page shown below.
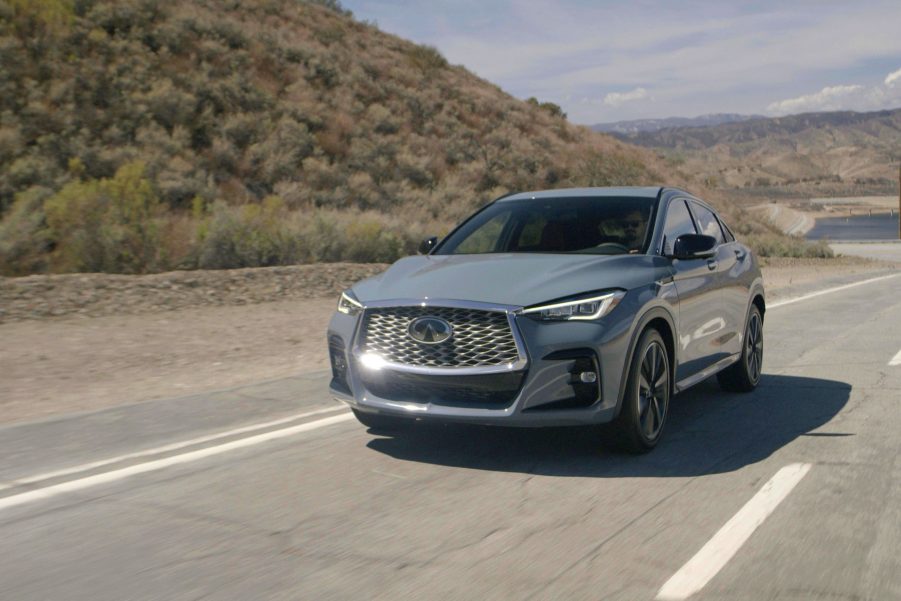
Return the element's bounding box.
[352,253,669,307]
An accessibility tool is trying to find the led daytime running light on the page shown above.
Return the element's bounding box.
[523,291,624,321]
[337,291,363,315]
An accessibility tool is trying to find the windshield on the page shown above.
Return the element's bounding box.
[436,196,657,255]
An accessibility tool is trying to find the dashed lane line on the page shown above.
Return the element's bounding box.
[889,349,901,366]
[656,463,813,600]
[0,412,354,512]
[0,406,346,493]
[769,273,900,310]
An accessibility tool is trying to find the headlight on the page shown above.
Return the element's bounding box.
[522,291,625,321]
[337,290,363,316]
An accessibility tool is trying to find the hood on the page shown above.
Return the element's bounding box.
[351,253,670,308]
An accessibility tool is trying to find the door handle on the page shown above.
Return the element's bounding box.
[734,249,746,260]
[707,260,718,271]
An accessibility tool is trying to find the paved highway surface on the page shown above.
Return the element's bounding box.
[807,213,900,241]
[1,274,900,600]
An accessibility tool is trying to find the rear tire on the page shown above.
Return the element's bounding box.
[352,408,410,433]
[605,328,671,454]
[717,305,763,392]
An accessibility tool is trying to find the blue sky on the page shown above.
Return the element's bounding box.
[343,0,901,124]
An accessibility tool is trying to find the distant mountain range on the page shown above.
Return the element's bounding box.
[601,108,901,198]
[592,113,762,135]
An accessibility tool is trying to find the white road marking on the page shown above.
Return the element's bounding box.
[769,273,900,309]
[0,412,354,512]
[0,406,346,493]
[656,463,812,601]
[889,349,901,366]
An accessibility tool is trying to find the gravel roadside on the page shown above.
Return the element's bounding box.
[1,259,896,425]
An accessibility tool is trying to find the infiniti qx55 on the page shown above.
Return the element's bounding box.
[328,187,764,452]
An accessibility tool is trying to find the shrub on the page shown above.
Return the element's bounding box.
[406,44,447,75]
[743,234,834,259]
[43,161,164,272]
[574,152,648,187]
[0,186,52,275]
[195,197,305,268]
[341,218,406,262]
[248,117,315,184]
[526,97,566,119]
[305,0,352,17]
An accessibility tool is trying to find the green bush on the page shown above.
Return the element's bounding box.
[406,44,448,75]
[195,197,305,268]
[0,186,52,275]
[43,160,164,272]
[526,97,566,119]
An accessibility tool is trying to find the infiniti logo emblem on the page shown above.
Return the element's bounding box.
[408,316,454,344]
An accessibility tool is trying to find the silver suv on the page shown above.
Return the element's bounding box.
[327,187,764,452]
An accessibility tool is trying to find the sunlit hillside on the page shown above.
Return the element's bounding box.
[615,108,901,200]
[0,0,818,275]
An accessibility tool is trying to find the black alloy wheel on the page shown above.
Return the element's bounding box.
[718,304,764,392]
[638,340,669,440]
[607,328,671,453]
[746,310,763,383]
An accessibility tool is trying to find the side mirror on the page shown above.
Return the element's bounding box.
[418,236,438,255]
[670,234,717,259]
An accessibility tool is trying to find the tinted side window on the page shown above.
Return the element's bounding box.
[719,218,736,242]
[690,202,725,245]
[662,199,696,255]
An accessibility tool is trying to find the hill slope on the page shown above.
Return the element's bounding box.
[0,0,808,274]
[593,113,761,135]
[612,108,901,198]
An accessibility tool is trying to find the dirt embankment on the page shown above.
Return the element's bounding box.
[0,259,895,425]
[0,263,388,323]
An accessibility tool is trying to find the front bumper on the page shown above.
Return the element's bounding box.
[327,299,635,427]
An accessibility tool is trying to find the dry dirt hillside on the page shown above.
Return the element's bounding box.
[614,108,901,200]
[1,0,728,276]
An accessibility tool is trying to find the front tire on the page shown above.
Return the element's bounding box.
[717,305,763,392]
[606,328,671,453]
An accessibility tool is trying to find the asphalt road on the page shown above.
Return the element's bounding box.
[2,274,901,600]
[807,213,900,241]
[829,241,901,263]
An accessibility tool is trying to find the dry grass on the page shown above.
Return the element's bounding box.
[0,0,816,274]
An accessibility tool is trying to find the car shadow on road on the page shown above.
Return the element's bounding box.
[365,374,851,477]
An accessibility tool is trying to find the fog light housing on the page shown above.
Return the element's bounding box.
[328,336,350,394]
[526,349,602,412]
[569,356,601,405]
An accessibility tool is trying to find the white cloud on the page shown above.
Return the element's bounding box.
[766,85,864,114]
[603,87,649,107]
[885,67,901,87]
[349,0,901,122]
[766,66,901,116]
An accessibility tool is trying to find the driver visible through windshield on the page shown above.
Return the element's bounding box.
[436,196,656,255]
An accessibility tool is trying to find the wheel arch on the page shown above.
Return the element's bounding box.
[751,292,765,320]
[615,305,677,416]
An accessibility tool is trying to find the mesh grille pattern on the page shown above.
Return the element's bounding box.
[361,306,520,368]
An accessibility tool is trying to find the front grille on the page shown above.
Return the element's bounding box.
[361,370,525,408]
[360,306,521,368]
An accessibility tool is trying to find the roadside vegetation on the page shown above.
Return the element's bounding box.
[0,0,830,275]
